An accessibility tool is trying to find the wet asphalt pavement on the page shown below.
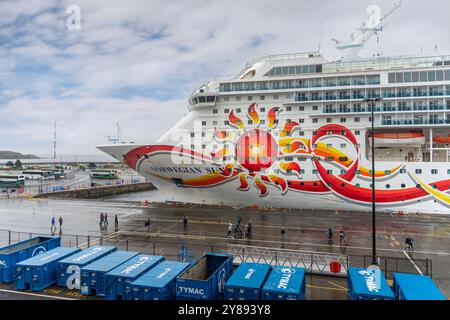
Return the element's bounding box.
[0,189,449,300]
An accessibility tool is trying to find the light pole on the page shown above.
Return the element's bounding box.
[364,97,383,266]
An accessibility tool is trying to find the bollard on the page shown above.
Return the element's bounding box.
[8,230,11,245]
[153,242,156,255]
[126,239,129,251]
[76,235,79,248]
[87,235,90,248]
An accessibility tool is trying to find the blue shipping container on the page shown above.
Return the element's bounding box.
[15,247,81,291]
[262,266,306,300]
[0,236,60,283]
[225,263,271,300]
[393,273,447,300]
[347,267,395,300]
[176,253,233,300]
[80,250,139,296]
[130,261,190,300]
[57,246,117,289]
[104,254,165,300]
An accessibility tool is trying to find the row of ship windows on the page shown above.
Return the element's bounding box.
[388,69,450,84]
[201,118,366,126]
[219,74,381,92]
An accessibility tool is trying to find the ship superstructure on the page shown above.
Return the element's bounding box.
[99,3,450,214]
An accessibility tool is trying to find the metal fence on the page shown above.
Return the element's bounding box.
[0,229,99,250]
[0,228,432,278]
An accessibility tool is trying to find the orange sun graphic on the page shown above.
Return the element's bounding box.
[210,103,306,197]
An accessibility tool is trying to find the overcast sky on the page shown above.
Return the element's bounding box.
[1,0,449,156]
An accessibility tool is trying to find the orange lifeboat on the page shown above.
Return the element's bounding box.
[433,135,450,144]
[370,132,425,146]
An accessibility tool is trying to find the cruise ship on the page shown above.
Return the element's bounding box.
[99,3,450,214]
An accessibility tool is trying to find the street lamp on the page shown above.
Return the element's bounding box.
[364,97,383,266]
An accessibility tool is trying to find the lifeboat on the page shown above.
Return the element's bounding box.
[369,132,425,146]
[433,135,450,144]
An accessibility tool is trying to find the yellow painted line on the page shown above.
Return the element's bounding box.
[328,281,348,290]
[307,284,347,292]
[0,288,76,300]
[437,285,449,300]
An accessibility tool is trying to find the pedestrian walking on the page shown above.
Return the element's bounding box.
[183,216,188,229]
[405,237,411,251]
[245,221,253,239]
[227,223,233,238]
[103,213,108,230]
[409,237,414,251]
[328,227,333,241]
[281,227,286,242]
[51,217,56,235]
[114,215,119,231]
[339,228,346,246]
[58,217,63,228]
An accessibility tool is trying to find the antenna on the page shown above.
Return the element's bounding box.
[53,121,57,160]
[116,122,121,143]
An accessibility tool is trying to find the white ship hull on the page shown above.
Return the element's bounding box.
[98,138,450,215]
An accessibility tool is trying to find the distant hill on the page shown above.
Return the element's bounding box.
[0,150,40,159]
